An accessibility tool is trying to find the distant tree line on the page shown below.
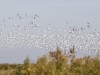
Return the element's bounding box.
[0,46,100,75]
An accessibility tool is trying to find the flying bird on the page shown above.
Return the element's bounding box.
[9,17,13,19]
[26,14,29,17]
[35,14,39,17]
[66,21,69,24]
[20,17,22,20]
[31,16,35,19]
[87,22,91,25]
[81,27,85,31]
[87,25,91,28]
[17,14,20,17]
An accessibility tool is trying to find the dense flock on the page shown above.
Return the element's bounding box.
[0,14,100,56]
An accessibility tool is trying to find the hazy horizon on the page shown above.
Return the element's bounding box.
[0,0,100,63]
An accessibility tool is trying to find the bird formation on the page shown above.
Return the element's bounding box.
[0,14,100,56]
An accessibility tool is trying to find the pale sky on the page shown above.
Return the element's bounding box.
[0,0,100,63]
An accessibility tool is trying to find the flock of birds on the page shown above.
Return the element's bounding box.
[0,14,100,56]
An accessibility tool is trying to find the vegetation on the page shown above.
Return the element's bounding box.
[0,47,100,75]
